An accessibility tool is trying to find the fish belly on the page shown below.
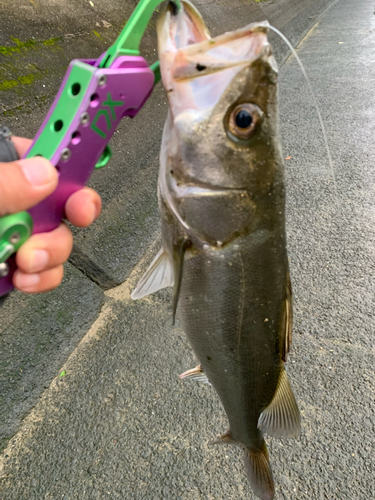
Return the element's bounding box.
[176,230,287,449]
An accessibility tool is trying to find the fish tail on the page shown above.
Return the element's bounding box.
[244,442,275,500]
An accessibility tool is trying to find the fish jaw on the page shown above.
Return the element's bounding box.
[158,1,271,117]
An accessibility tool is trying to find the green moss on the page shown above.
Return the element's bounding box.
[18,74,36,85]
[42,37,61,47]
[0,79,18,91]
[0,36,36,55]
[0,36,61,56]
[0,73,37,91]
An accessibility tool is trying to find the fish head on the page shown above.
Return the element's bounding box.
[158,1,282,190]
[158,1,284,245]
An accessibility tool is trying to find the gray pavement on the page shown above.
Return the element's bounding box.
[1,0,375,498]
[0,264,104,451]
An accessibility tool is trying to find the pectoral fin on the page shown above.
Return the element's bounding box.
[179,364,210,384]
[131,248,174,300]
[211,429,237,446]
[257,367,300,438]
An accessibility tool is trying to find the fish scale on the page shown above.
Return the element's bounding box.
[178,241,284,442]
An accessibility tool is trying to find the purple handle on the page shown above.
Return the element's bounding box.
[30,56,154,232]
[0,56,155,296]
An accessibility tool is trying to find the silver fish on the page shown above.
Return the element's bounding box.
[132,2,300,499]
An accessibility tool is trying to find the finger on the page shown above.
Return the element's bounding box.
[0,157,58,215]
[13,265,64,293]
[12,137,32,158]
[16,223,73,273]
[65,187,102,227]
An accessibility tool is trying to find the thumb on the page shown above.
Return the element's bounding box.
[0,157,58,216]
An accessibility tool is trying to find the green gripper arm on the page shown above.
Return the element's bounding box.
[99,0,181,77]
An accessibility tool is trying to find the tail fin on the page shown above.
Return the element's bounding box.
[244,443,275,500]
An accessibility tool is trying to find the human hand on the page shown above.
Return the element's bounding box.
[0,136,102,293]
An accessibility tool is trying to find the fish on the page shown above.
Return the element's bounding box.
[132,2,300,499]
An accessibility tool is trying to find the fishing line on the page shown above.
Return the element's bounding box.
[268,25,338,198]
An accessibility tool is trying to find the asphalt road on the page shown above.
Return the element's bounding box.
[1,0,375,498]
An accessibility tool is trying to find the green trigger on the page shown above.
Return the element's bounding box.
[95,145,112,169]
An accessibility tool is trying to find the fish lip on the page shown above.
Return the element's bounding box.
[158,1,269,55]
[169,23,271,82]
[158,7,272,116]
[157,0,211,53]
[168,1,179,17]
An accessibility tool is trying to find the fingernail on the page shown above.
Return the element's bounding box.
[14,273,40,290]
[29,249,49,272]
[20,157,56,186]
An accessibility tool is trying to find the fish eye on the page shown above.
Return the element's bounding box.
[227,103,263,141]
[236,109,252,129]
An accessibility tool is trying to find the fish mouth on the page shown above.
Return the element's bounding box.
[157,1,271,115]
[157,0,211,54]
